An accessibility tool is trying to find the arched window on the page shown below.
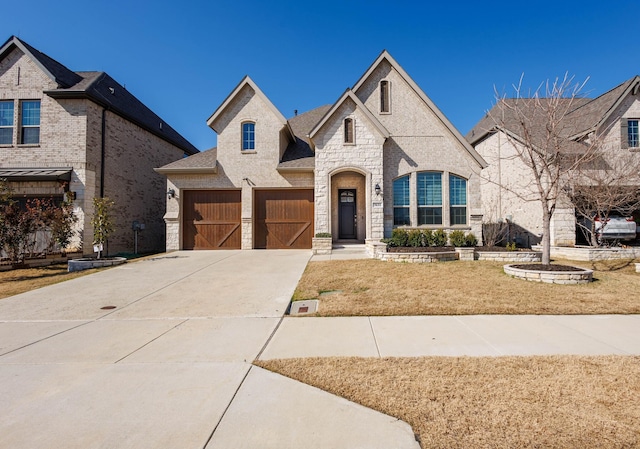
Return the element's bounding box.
[242,122,255,151]
[449,174,468,225]
[344,118,354,144]
[417,172,443,225]
[393,175,410,226]
[380,80,390,113]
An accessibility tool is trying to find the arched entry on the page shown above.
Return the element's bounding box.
[331,171,367,242]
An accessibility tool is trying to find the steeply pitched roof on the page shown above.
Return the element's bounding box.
[0,36,198,155]
[352,50,487,169]
[309,89,390,142]
[207,76,290,138]
[467,76,640,147]
[278,105,331,170]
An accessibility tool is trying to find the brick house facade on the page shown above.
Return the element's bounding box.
[0,36,198,256]
[467,76,640,247]
[157,51,487,254]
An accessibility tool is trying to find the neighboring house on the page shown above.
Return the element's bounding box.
[156,51,487,253]
[0,36,198,256]
[467,76,640,247]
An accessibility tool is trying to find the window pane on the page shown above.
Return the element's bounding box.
[418,207,442,225]
[450,206,467,225]
[380,81,389,113]
[393,176,409,206]
[21,101,40,126]
[0,128,12,144]
[393,175,410,226]
[21,127,40,144]
[417,172,442,206]
[394,207,410,226]
[242,122,255,150]
[629,120,639,148]
[0,101,14,126]
[449,175,467,206]
[344,118,354,143]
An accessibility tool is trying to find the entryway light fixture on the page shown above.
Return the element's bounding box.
[167,188,175,199]
[375,183,381,196]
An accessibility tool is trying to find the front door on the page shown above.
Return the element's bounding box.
[339,189,357,239]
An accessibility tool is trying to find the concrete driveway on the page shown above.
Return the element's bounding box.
[0,250,419,449]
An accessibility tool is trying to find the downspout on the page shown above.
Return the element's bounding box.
[100,107,106,197]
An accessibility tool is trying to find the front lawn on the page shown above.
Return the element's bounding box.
[0,264,101,299]
[293,258,640,315]
[258,356,640,449]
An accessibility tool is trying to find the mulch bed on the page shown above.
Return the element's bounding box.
[510,263,586,272]
[388,247,455,253]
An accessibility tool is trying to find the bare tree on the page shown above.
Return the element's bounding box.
[488,74,596,265]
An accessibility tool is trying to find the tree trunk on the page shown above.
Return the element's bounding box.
[541,207,551,266]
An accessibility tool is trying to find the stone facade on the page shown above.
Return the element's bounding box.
[470,76,640,248]
[0,37,197,256]
[159,52,486,253]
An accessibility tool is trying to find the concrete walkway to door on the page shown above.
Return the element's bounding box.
[0,250,419,449]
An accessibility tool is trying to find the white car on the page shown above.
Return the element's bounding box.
[593,214,637,241]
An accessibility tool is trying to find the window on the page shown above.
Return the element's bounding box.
[417,172,442,225]
[20,100,40,144]
[393,175,410,226]
[449,175,467,225]
[344,118,354,144]
[629,120,639,148]
[242,122,255,151]
[380,80,390,113]
[0,101,13,144]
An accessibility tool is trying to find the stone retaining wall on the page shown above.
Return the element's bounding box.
[476,251,542,262]
[377,251,458,263]
[504,264,593,284]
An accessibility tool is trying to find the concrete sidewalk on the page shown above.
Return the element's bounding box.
[260,314,640,359]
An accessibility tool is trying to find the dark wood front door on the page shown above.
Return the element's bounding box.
[339,189,356,239]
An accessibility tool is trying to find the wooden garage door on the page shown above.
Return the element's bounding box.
[182,190,241,250]
[255,189,314,249]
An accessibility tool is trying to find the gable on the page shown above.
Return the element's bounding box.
[0,46,58,92]
[352,51,487,169]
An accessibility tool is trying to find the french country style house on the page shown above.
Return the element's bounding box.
[0,36,198,256]
[467,76,640,247]
[157,51,486,255]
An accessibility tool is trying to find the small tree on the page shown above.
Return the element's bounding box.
[50,200,79,254]
[91,197,114,259]
[488,74,598,265]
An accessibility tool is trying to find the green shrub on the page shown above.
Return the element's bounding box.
[448,230,467,247]
[506,241,517,251]
[422,229,434,246]
[432,229,448,247]
[465,233,478,247]
[407,229,423,247]
[390,228,409,247]
[315,232,332,238]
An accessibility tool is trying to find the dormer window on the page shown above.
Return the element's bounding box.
[242,121,255,151]
[344,118,354,144]
[380,80,390,113]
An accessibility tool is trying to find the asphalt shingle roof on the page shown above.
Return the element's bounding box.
[278,105,331,169]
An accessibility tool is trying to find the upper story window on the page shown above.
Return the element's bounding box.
[344,118,354,144]
[449,174,468,225]
[0,100,14,145]
[242,121,255,151]
[393,175,410,226]
[417,172,443,225]
[20,100,40,144]
[629,119,639,148]
[380,80,390,113]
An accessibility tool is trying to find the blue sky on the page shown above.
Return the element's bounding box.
[6,0,637,151]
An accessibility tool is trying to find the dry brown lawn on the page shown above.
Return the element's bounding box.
[0,264,101,299]
[257,356,640,449]
[293,259,640,315]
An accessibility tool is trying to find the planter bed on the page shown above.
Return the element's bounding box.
[504,263,593,284]
[68,257,127,272]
